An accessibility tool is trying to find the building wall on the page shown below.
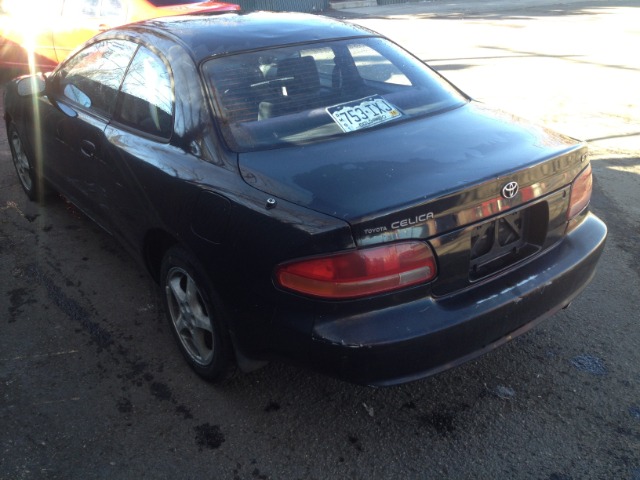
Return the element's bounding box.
[235,0,329,12]
[236,0,414,12]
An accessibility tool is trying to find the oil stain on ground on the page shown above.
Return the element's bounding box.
[7,287,36,322]
[25,263,113,349]
[194,423,225,450]
[419,402,472,436]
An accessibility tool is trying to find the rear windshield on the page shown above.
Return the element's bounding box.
[202,37,467,152]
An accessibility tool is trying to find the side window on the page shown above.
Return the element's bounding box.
[57,39,136,116]
[348,43,411,86]
[115,46,173,139]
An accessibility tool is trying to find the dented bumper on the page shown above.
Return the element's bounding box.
[302,213,606,386]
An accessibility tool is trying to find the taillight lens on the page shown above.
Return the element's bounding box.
[275,241,437,299]
[567,164,593,221]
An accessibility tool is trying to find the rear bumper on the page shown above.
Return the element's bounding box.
[290,213,606,386]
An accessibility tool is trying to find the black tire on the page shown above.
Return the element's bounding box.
[7,122,44,203]
[160,246,235,382]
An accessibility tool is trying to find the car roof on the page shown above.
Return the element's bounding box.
[114,11,378,62]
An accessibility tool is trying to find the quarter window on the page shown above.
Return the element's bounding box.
[116,46,174,139]
[348,43,411,86]
[57,39,136,116]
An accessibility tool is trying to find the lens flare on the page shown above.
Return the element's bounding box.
[2,0,48,195]
[1,0,60,69]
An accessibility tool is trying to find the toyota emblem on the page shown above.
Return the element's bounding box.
[502,181,519,199]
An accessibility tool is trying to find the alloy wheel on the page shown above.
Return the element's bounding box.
[10,128,33,193]
[165,266,215,366]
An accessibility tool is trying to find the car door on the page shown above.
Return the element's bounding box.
[97,44,176,246]
[39,39,137,224]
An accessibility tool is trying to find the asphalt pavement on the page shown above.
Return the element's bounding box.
[1,1,639,479]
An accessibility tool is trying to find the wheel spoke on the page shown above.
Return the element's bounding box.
[167,274,188,304]
[182,276,212,332]
[185,277,200,311]
[192,311,213,333]
[190,331,211,362]
[173,311,190,335]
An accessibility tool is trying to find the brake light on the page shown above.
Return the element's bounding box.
[567,164,592,221]
[275,242,437,299]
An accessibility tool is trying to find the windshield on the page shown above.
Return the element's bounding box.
[203,37,467,152]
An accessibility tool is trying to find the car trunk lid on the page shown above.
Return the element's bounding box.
[239,102,587,241]
[239,103,591,294]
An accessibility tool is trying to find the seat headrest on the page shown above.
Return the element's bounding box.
[277,56,320,96]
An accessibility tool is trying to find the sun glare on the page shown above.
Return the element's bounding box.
[2,0,47,193]
[2,0,59,71]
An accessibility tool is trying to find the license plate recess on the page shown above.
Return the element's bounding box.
[469,204,547,281]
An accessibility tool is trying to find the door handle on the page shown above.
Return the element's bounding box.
[81,140,96,158]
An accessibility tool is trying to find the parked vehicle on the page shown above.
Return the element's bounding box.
[4,12,607,385]
[0,0,240,68]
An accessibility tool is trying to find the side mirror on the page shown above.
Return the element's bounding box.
[16,73,46,97]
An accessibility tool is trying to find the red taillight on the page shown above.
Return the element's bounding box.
[567,164,593,221]
[275,241,437,299]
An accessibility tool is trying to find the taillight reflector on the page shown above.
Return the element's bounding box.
[567,164,593,220]
[275,242,437,299]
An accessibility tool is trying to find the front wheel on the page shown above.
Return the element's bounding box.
[7,122,43,202]
[161,247,235,382]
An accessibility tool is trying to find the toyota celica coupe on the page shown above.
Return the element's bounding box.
[3,12,607,386]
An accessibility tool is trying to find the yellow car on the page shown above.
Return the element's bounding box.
[0,0,240,69]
